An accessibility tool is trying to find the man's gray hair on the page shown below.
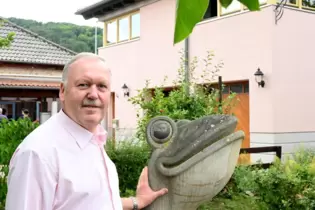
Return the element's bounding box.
[62,52,108,86]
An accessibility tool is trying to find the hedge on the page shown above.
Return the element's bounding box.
[1,118,315,210]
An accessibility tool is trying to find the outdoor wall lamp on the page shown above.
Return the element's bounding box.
[122,83,130,97]
[254,68,265,88]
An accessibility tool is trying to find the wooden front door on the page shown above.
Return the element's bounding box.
[222,81,250,164]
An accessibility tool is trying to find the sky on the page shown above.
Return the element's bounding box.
[0,0,104,27]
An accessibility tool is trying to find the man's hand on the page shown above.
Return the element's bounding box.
[135,166,168,209]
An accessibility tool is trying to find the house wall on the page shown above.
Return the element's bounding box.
[99,1,274,139]
[99,0,184,131]
[189,5,275,163]
[98,1,315,162]
[251,7,315,162]
[190,7,274,131]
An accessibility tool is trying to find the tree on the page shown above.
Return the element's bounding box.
[174,0,261,44]
[7,18,103,53]
[0,20,15,48]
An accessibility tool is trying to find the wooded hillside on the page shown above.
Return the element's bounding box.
[8,17,103,53]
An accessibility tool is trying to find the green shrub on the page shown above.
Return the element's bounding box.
[105,139,151,197]
[129,50,237,142]
[0,118,39,209]
[224,148,315,209]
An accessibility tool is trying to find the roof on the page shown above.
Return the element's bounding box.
[76,0,113,15]
[75,0,144,20]
[0,18,77,66]
[0,79,60,89]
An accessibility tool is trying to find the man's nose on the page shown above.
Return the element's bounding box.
[87,85,98,99]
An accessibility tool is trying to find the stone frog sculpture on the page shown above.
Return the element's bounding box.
[143,115,245,210]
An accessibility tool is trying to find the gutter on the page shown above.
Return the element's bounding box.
[184,37,189,94]
[0,86,59,90]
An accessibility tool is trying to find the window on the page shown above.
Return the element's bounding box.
[131,13,140,38]
[150,87,178,98]
[203,0,218,19]
[230,84,243,93]
[223,0,267,14]
[118,17,129,42]
[104,11,140,46]
[202,0,269,20]
[244,83,249,93]
[222,85,229,94]
[220,0,242,15]
[207,82,249,94]
[258,0,268,4]
[277,0,297,6]
[277,0,315,10]
[106,21,117,45]
[302,0,315,9]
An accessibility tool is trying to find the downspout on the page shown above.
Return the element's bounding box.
[95,20,98,54]
[95,20,107,129]
[184,37,190,95]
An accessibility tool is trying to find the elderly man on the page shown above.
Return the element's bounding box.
[5,52,168,210]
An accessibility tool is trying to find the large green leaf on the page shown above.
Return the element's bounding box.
[173,0,209,44]
[220,0,233,8]
[174,0,261,44]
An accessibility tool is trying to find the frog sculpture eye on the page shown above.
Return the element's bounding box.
[151,121,170,141]
[146,116,177,149]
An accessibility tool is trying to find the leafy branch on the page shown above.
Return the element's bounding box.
[0,20,15,48]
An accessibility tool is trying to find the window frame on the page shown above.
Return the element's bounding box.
[276,0,315,11]
[219,0,242,16]
[219,0,268,16]
[105,19,117,45]
[202,0,269,20]
[301,0,315,11]
[103,11,140,46]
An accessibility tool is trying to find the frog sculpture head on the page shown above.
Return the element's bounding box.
[143,115,245,210]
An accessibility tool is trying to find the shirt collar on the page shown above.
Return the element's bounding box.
[57,109,107,149]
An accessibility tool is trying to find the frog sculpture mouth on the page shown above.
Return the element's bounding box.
[144,115,245,210]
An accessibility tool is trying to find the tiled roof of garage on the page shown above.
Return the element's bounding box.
[0,18,77,65]
[0,79,60,89]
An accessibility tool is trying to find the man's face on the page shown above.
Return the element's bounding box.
[59,57,111,132]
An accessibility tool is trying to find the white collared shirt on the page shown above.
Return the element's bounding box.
[5,110,122,210]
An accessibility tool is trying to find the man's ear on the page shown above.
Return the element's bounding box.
[59,83,65,102]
